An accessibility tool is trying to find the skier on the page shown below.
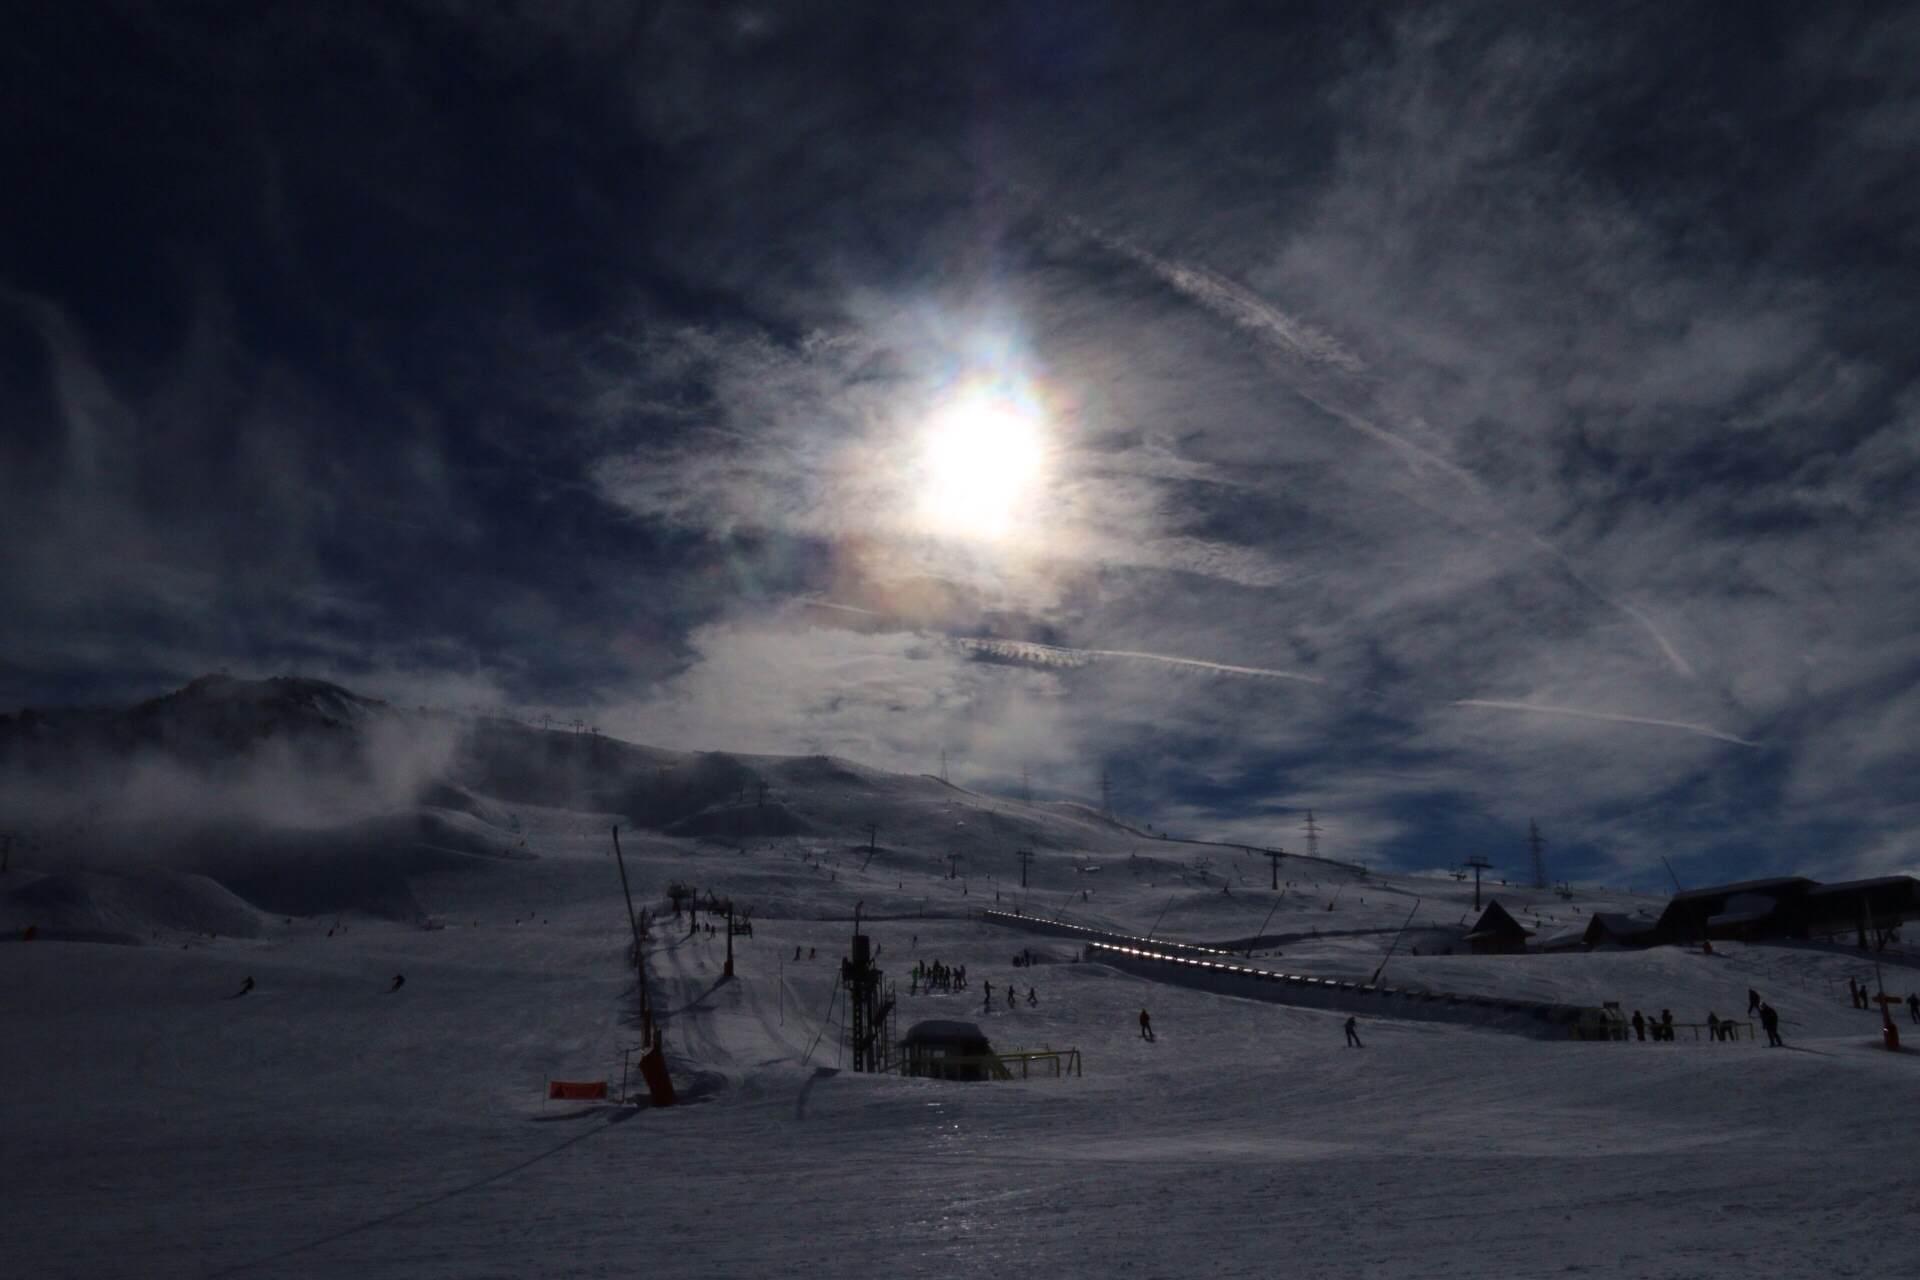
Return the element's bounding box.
[1344,1016,1363,1048]
[1706,1012,1720,1042]
[1747,988,1761,1016]
[1027,987,1038,1007]
[389,974,405,993]
[1630,1010,1646,1042]
[1848,977,1860,1008]
[1138,1008,1155,1042]
[794,946,803,961]
[982,981,994,1014]
[231,976,255,999]
[1660,1009,1675,1042]
[1007,985,1017,1010]
[1908,993,1919,1025]
[1759,1002,1783,1047]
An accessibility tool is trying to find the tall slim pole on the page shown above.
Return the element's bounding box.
[1371,898,1422,986]
[1147,894,1176,940]
[611,826,651,1044]
[1250,890,1286,958]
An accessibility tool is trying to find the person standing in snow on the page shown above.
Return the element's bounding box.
[1847,977,1860,1008]
[1706,1012,1720,1041]
[1747,988,1761,1016]
[1660,1009,1675,1042]
[982,980,994,1014]
[1759,1002,1783,1047]
[1631,1010,1646,1041]
[1907,993,1919,1025]
[1007,985,1017,1009]
[1138,1009,1155,1042]
[1027,987,1038,1007]
[1344,1017,1364,1048]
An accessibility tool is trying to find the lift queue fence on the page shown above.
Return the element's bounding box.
[899,1047,1083,1082]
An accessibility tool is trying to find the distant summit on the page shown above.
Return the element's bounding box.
[2,673,390,774]
[131,675,383,739]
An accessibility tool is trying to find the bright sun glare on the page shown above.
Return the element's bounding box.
[916,384,1047,542]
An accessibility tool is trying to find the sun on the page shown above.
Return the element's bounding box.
[915,383,1047,542]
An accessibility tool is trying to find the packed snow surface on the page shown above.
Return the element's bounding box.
[4,717,1918,1278]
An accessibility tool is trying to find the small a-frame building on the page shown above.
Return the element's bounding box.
[1465,900,1531,954]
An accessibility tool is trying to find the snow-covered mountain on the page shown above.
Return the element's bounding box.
[6,674,1919,1277]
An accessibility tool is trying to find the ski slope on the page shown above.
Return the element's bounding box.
[5,714,1919,1278]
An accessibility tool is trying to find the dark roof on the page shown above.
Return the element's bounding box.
[1805,876,1920,897]
[903,1019,991,1047]
[1668,876,1815,902]
[1469,900,1529,938]
[1587,912,1655,936]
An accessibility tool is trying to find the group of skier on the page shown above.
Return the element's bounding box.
[1843,976,1920,1022]
[910,959,965,994]
[976,978,1039,1011]
[1628,989,1784,1045]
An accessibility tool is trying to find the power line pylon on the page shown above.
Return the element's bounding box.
[1304,810,1320,859]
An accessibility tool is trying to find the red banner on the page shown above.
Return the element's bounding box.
[548,1080,608,1101]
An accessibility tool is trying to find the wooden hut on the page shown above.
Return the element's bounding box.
[1464,900,1530,954]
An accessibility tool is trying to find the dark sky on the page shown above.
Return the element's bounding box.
[5,2,1919,885]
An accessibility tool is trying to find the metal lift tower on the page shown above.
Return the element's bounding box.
[1463,855,1493,911]
[840,902,894,1073]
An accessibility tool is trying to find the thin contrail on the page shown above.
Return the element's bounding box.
[1034,198,1696,681]
[956,637,1326,685]
[1451,699,1757,747]
[1050,207,1365,375]
[798,599,883,617]
[948,630,1750,747]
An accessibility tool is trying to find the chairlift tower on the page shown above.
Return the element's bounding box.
[841,902,893,1073]
[1017,848,1036,888]
[1463,856,1493,911]
[1260,846,1287,891]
